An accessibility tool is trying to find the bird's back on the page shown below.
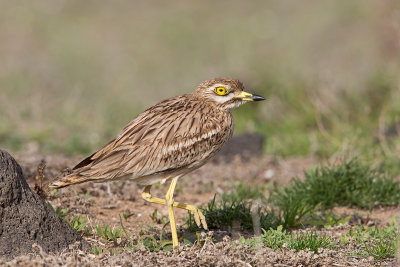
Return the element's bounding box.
[50,94,233,188]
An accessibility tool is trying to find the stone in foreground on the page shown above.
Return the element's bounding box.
[0,149,90,260]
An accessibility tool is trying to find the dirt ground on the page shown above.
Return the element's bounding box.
[2,147,399,266]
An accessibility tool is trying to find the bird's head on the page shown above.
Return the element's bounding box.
[193,78,265,110]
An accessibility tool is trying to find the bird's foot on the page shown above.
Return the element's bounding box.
[188,205,208,230]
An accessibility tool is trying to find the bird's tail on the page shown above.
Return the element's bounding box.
[49,174,90,189]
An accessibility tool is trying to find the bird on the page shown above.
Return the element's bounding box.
[49,78,265,247]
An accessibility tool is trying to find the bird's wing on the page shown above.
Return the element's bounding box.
[71,96,229,182]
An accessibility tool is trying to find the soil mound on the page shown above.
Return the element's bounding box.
[0,149,90,260]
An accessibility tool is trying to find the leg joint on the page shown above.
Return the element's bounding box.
[142,191,151,201]
[166,195,174,206]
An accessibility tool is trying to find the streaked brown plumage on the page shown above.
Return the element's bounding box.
[50,78,265,247]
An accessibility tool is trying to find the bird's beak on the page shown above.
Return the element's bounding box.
[234,91,266,101]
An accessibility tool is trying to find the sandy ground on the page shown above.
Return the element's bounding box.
[2,148,399,266]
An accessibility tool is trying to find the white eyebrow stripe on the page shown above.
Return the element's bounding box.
[212,83,230,93]
[208,83,234,104]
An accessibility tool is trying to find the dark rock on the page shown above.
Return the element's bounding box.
[0,150,90,260]
[384,119,400,139]
[213,133,265,163]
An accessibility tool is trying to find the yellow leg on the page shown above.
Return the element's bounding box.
[165,178,179,247]
[173,202,208,230]
[142,185,208,229]
[141,185,165,205]
[141,180,208,248]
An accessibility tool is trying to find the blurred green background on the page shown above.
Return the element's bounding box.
[1,0,399,161]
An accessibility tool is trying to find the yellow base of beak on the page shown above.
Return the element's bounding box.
[234,91,266,101]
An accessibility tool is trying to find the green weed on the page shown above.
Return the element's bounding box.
[345,223,399,260]
[119,214,173,252]
[362,239,396,260]
[137,220,174,252]
[270,159,400,218]
[110,247,120,256]
[242,226,335,254]
[271,192,314,228]
[185,194,279,233]
[123,210,134,220]
[90,246,103,255]
[136,234,173,252]
[261,225,290,250]
[55,207,69,218]
[96,224,122,245]
[322,212,351,228]
[345,225,398,244]
[119,215,134,248]
[290,231,334,254]
[185,183,278,233]
[238,235,264,250]
[151,209,169,225]
[68,215,88,233]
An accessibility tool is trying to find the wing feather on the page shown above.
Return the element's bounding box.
[69,95,232,183]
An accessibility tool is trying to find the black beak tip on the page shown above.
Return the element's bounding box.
[252,94,266,101]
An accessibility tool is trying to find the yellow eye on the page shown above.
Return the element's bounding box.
[215,86,227,96]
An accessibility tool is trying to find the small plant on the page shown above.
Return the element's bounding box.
[119,215,134,248]
[136,234,173,252]
[238,235,263,250]
[323,212,350,228]
[271,192,314,228]
[362,239,396,260]
[68,215,88,233]
[96,224,122,245]
[136,223,174,252]
[90,246,103,255]
[261,225,291,250]
[111,247,120,256]
[55,207,69,218]
[185,194,279,232]
[345,224,399,260]
[346,225,398,244]
[151,209,169,224]
[289,230,334,254]
[123,210,134,220]
[244,227,335,254]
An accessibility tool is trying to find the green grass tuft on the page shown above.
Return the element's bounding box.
[345,224,398,245]
[361,239,396,260]
[270,158,400,224]
[55,207,69,218]
[289,231,334,254]
[242,226,335,254]
[96,224,122,245]
[345,224,399,260]
[151,209,169,225]
[261,225,290,250]
[185,194,280,233]
[67,215,91,235]
[271,193,315,228]
[90,246,103,255]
